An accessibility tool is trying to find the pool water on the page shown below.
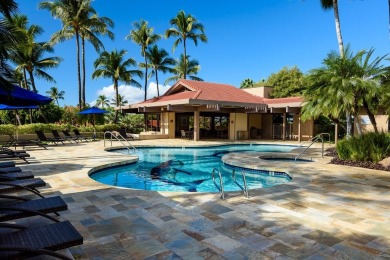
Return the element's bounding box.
[90,144,295,192]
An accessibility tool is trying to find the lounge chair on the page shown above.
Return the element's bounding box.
[4,135,48,150]
[118,128,135,141]
[35,130,65,145]
[62,130,81,142]
[0,171,34,180]
[51,130,74,143]
[0,161,15,168]
[73,129,91,142]
[0,196,67,222]
[0,149,30,163]
[0,178,46,194]
[0,220,83,259]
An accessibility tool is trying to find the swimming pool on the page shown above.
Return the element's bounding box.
[90,144,296,193]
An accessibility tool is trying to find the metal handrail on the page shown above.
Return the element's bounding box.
[240,170,249,198]
[295,133,330,161]
[103,131,137,153]
[232,168,249,198]
[212,168,225,199]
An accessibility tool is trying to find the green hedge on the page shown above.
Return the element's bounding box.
[336,132,390,163]
[0,123,123,135]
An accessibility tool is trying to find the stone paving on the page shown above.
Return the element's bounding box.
[8,139,390,259]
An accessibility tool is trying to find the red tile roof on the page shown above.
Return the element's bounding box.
[137,79,265,105]
[264,97,304,104]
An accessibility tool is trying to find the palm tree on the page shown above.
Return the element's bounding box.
[0,0,18,90]
[143,45,175,96]
[39,0,102,110]
[8,15,62,94]
[165,10,207,79]
[320,0,344,57]
[240,78,255,89]
[165,54,203,85]
[79,13,114,108]
[92,49,142,123]
[302,47,388,137]
[110,94,128,107]
[95,94,109,108]
[46,86,65,106]
[126,20,160,101]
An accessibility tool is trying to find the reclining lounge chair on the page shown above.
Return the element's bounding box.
[118,128,135,141]
[52,130,74,143]
[4,135,48,150]
[0,178,46,194]
[35,130,65,145]
[0,196,67,222]
[0,149,30,163]
[73,129,91,142]
[0,220,83,259]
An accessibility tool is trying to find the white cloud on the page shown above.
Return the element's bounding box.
[89,82,171,106]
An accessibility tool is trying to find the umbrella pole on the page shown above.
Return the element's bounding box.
[93,114,96,139]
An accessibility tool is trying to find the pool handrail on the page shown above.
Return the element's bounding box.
[104,131,137,153]
[295,133,330,161]
[211,168,225,199]
[232,168,249,198]
[241,169,249,198]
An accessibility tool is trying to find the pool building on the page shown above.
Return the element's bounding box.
[119,79,388,142]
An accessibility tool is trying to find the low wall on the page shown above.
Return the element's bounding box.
[138,132,169,140]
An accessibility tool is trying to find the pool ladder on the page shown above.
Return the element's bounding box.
[211,168,225,199]
[232,168,249,198]
[104,131,137,153]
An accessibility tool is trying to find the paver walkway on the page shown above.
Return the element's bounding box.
[13,139,390,259]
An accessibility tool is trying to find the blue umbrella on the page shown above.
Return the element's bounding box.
[79,107,109,137]
[0,104,38,110]
[0,104,39,139]
[0,85,52,106]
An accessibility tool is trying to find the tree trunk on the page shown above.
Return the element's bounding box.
[155,69,159,97]
[332,0,344,57]
[389,0,390,39]
[144,52,148,101]
[28,70,37,93]
[75,31,82,111]
[345,111,352,138]
[183,38,187,79]
[22,69,28,90]
[81,37,86,109]
[363,98,378,133]
[114,80,119,123]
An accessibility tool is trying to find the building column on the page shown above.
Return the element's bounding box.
[298,114,302,143]
[194,110,200,141]
[282,112,286,141]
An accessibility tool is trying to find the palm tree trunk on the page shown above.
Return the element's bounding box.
[144,53,148,101]
[114,80,119,123]
[81,37,86,109]
[363,98,378,133]
[183,39,187,79]
[388,0,390,39]
[75,31,82,111]
[28,70,37,93]
[332,0,344,57]
[22,69,28,90]
[155,69,159,97]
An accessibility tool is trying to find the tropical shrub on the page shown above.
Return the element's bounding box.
[336,132,390,163]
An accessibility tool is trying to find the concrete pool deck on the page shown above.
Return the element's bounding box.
[10,139,390,259]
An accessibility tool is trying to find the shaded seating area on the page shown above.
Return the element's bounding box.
[0,160,83,259]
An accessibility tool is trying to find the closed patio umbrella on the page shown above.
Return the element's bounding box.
[79,107,109,138]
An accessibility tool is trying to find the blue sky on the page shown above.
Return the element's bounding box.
[17,0,389,106]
